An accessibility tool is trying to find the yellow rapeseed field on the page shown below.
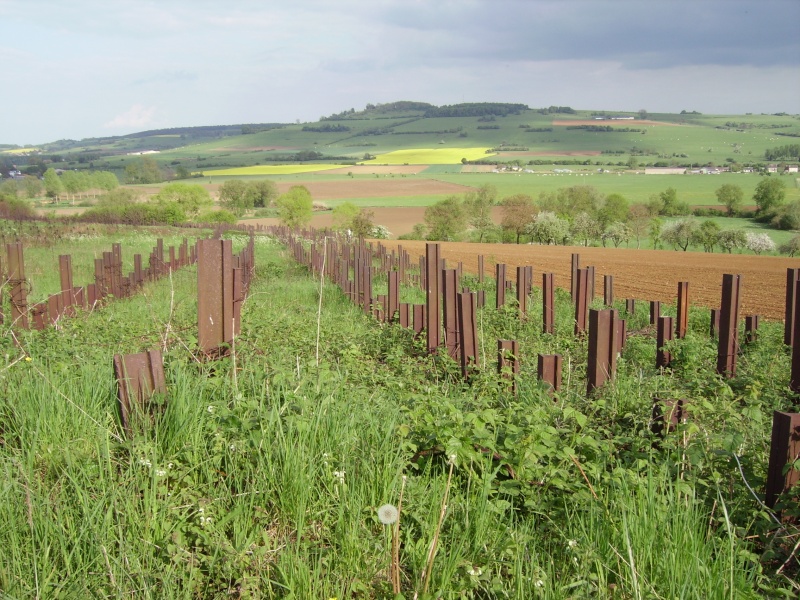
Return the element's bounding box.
[1,147,39,155]
[366,147,495,164]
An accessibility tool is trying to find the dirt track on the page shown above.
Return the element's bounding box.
[381,241,799,320]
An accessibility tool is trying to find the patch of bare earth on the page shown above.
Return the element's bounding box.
[378,241,796,320]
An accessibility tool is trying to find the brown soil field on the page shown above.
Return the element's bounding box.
[378,241,797,320]
[552,120,682,127]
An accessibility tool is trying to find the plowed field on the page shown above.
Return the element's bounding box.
[383,241,798,320]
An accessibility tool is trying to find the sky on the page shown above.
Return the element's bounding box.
[1,0,798,145]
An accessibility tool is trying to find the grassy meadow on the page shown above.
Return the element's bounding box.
[0,225,797,597]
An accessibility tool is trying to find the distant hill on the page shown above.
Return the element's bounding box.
[2,102,798,178]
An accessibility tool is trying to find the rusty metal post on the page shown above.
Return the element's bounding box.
[574,268,589,336]
[197,239,235,354]
[765,411,800,509]
[604,275,613,306]
[476,289,485,309]
[113,350,167,436]
[498,340,520,394]
[425,243,441,353]
[388,270,399,323]
[478,255,484,283]
[657,316,674,370]
[651,398,690,437]
[6,242,29,329]
[676,281,689,339]
[587,309,617,393]
[442,269,459,359]
[399,303,410,328]
[649,300,660,325]
[516,266,529,317]
[457,292,478,378]
[745,315,759,344]
[59,254,74,311]
[570,253,580,302]
[716,274,742,378]
[792,280,800,394]
[538,354,563,395]
[625,298,635,315]
[413,304,426,336]
[785,268,800,346]
[543,272,555,334]
[616,318,627,354]
[495,263,506,309]
[710,308,720,338]
[586,266,595,301]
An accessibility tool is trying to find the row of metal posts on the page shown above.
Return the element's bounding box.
[276,228,800,515]
[3,238,196,330]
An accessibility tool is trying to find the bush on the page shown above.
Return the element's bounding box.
[195,209,238,225]
[77,201,186,226]
[0,198,36,219]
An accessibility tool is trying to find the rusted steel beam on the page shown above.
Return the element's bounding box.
[113,349,167,436]
[476,289,485,309]
[615,317,627,354]
[496,263,506,309]
[516,266,529,317]
[716,274,742,378]
[765,411,800,510]
[543,272,555,334]
[413,304,426,336]
[625,298,635,315]
[676,281,689,339]
[478,255,484,283]
[785,268,800,346]
[388,271,400,323]
[604,275,613,307]
[498,340,520,394]
[59,254,74,312]
[425,243,441,353]
[649,301,660,325]
[710,308,720,338]
[538,353,563,395]
[31,302,47,330]
[570,253,580,302]
[6,242,29,329]
[651,398,690,437]
[442,269,459,359]
[399,303,411,328]
[574,268,589,336]
[745,314,760,344]
[457,292,478,378]
[587,309,617,393]
[792,280,800,395]
[586,266,595,301]
[197,239,235,354]
[657,316,674,370]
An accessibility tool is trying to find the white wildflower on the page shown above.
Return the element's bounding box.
[207,405,215,414]
[535,580,544,588]
[567,539,578,549]
[156,469,167,477]
[377,503,399,525]
[333,470,345,484]
[467,566,482,577]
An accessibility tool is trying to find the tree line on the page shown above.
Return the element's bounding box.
[398,179,796,256]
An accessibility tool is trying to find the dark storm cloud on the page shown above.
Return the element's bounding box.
[372,0,800,69]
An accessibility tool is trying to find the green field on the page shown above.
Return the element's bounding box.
[0,225,796,597]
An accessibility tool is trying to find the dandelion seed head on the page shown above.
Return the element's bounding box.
[377,503,398,525]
